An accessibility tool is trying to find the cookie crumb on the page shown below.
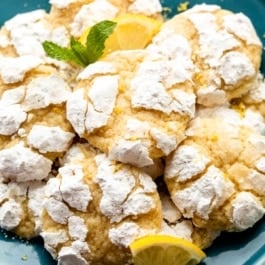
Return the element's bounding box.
[177,1,189,12]
[21,254,28,261]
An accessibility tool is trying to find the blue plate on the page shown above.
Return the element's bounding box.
[0,1,265,264]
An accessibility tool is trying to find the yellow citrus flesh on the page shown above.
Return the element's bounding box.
[79,13,162,56]
[129,235,206,265]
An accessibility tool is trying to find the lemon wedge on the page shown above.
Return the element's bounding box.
[129,235,206,265]
[80,13,162,55]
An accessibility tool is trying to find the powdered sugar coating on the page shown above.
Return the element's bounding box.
[77,61,116,80]
[41,230,69,259]
[59,164,92,212]
[109,139,153,167]
[128,0,162,16]
[0,143,52,182]
[27,125,75,153]
[70,0,118,37]
[58,241,89,265]
[95,153,136,222]
[0,104,27,135]
[108,222,143,247]
[85,75,119,132]
[172,166,235,219]
[187,12,240,67]
[68,216,88,241]
[3,9,69,58]
[22,74,71,111]
[50,0,76,9]
[0,55,42,84]
[27,181,47,234]
[130,61,196,115]
[165,145,210,181]
[223,13,262,46]
[44,197,73,224]
[0,199,23,230]
[217,51,255,86]
[231,192,265,230]
[66,89,87,136]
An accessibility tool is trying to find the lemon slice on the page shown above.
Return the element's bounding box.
[129,235,206,265]
[80,13,162,55]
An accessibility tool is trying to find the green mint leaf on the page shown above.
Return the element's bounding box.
[42,20,117,67]
[42,41,85,67]
[86,20,117,63]
[70,37,90,66]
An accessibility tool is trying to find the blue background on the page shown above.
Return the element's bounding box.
[0,0,265,264]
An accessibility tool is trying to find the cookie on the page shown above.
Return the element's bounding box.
[165,106,265,232]
[164,4,262,106]
[0,64,75,182]
[41,143,162,264]
[66,32,196,167]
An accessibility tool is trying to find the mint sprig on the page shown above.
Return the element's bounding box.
[42,20,117,67]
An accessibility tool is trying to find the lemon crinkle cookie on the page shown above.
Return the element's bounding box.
[165,107,265,232]
[41,143,162,265]
[0,63,75,237]
[0,62,76,239]
[165,4,262,107]
[66,25,197,167]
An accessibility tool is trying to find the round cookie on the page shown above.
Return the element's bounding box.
[164,106,265,232]
[0,12,76,239]
[66,30,197,168]
[163,4,262,107]
[0,64,75,183]
[41,143,162,265]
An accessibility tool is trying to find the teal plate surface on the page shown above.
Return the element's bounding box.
[0,0,265,264]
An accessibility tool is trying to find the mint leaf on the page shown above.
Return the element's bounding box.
[86,20,117,63]
[42,41,85,67]
[42,20,117,67]
[70,37,90,66]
